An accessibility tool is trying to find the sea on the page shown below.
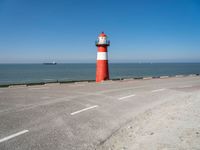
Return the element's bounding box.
[0,63,200,85]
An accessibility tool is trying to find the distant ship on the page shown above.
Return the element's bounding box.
[43,61,57,65]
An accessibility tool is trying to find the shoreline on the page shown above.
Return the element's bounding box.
[0,73,199,88]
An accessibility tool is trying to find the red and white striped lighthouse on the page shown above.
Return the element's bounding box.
[95,32,110,82]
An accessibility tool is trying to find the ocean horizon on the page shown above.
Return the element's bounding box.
[0,63,200,85]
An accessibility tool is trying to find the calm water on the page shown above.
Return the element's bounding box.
[0,63,200,85]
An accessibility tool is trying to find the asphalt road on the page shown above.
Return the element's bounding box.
[0,75,200,150]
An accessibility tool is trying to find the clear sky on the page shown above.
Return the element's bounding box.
[0,0,200,63]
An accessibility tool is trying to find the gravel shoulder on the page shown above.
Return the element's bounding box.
[96,90,200,150]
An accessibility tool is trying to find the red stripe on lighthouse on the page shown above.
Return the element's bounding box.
[98,46,108,52]
[96,60,109,82]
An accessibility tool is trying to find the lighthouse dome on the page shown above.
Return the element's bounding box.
[99,32,107,37]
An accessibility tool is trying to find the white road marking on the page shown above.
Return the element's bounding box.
[74,84,85,87]
[100,81,114,84]
[118,94,136,100]
[143,77,152,80]
[29,87,49,90]
[0,130,29,143]
[9,85,26,89]
[75,81,88,84]
[175,75,184,77]
[70,105,98,115]
[70,84,85,87]
[151,88,166,93]
[160,76,169,79]
[41,96,51,99]
[100,85,146,94]
[181,85,192,88]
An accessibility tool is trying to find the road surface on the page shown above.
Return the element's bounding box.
[0,75,200,150]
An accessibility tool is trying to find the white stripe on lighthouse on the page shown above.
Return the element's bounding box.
[97,52,108,60]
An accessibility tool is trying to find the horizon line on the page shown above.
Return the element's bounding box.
[1,62,200,64]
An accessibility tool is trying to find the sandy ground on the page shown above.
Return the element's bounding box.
[97,90,200,150]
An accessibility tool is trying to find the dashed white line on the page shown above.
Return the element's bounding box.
[41,96,51,99]
[29,87,49,90]
[70,105,98,115]
[151,88,166,93]
[100,85,146,94]
[74,84,85,87]
[118,94,136,100]
[181,85,192,88]
[160,76,169,79]
[0,130,29,143]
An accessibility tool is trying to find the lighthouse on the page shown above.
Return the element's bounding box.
[95,32,110,82]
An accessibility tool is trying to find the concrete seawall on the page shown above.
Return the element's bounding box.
[0,73,199,88]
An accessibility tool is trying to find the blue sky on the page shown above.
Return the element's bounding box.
[0,0,200,63]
